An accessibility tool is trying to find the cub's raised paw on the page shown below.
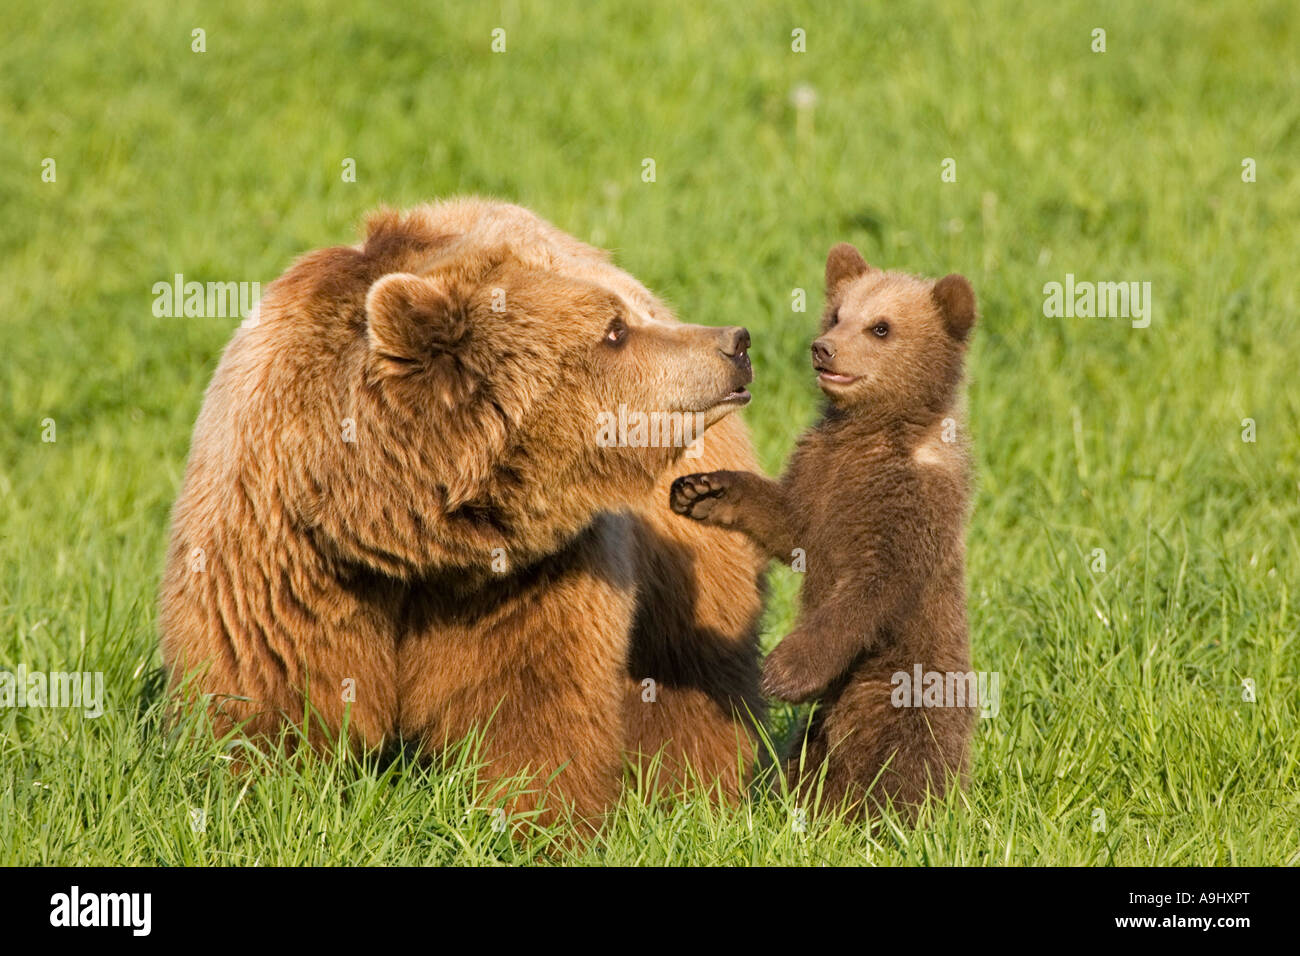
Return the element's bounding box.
[669,472,729,522]
[760,638,828,703]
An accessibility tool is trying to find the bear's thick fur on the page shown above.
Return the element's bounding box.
[159,199,766,825]
[670,243,977,822]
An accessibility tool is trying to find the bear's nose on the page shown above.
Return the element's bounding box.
[811,339,836,365]
[718,326,750,357]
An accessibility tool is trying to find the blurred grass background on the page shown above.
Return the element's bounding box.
[1,0,1297,864]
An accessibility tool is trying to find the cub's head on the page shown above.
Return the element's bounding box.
[812,242,975,416]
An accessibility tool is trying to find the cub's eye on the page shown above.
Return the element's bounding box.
[829,309,840,327]
[604,318,629,346]
[871,321,890,338]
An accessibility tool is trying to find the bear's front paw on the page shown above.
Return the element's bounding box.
[760,639,828,703]
[669,472,731,523]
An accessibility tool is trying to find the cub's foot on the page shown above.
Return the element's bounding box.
[760,637,829,703]
[669,472,731,523]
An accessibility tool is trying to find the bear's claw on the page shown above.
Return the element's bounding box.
[760,642,826,703]
[669,472,727,520]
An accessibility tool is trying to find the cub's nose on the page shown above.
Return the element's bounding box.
[811,338,836,365]
[718,326,750,357]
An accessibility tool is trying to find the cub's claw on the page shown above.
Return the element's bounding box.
[669,472,728,521]
[760,638,828,703]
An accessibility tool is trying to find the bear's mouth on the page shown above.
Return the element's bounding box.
[815,364,858,387]
[713,354,753,407]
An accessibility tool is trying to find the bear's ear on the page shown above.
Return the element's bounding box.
[364,272,469,373]
[825,242,871,296]
[932,273,976,341]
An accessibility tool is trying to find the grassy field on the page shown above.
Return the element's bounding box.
[2,0,1297,865]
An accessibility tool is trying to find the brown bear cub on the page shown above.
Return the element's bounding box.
[670,243,978,822]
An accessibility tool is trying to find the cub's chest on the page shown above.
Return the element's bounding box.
[790,433,896,537]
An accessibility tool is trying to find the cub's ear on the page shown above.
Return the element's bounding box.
[364,272,469,373]
[932,273,976,341]
[825,242,871,296]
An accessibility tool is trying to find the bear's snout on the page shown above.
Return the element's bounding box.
[718,326,753,384]
[811,338,835,365]
[717,325,750,358]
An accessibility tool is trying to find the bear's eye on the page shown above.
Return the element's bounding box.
[829,308,840,327]
[871,321,890,338]
[603,318,629,347]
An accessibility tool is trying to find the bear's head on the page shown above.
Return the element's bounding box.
[334,212,753,573]
[810,242,975,418]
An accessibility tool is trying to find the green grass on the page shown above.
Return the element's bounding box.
[2,0,1298,865]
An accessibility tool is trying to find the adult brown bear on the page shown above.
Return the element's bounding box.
[159,199,766,826]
